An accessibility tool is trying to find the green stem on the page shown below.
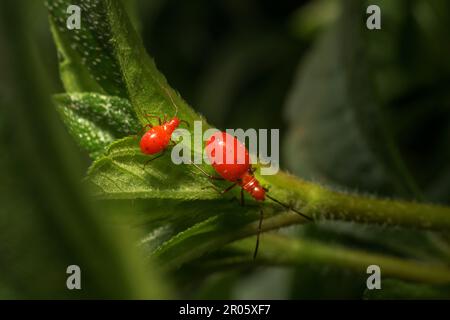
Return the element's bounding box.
[264,171,450,231]
[204,235,450,285]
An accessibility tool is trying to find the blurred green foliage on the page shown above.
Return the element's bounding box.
[0,0,169,299]
[0,0,449,299]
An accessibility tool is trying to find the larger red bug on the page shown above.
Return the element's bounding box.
[194,131,313,258]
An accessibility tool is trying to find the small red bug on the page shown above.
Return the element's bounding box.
[138,89,189,165]
[194,131,313,258]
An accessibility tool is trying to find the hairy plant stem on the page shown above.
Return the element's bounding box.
[264,171,450,231]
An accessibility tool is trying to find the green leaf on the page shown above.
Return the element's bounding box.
[86,137,275,261]
[46,0,128,96]
[47,0,210,142]
[87,137,215,200]
[284,1,420,199]
[48,18,104,94]
[53,93,140,158]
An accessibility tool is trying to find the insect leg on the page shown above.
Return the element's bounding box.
[240,188,245,206]
[144,114,162,125]
[253,208,264,260]
[143,150,165,169]
[162,86,179,117]
[202,182,238,194]
[221,182,238,194]
[179,119,190,128]
[133,124,152,140]
[190,162,225,180]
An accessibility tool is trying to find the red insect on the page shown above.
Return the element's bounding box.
[195,131,313,258]
[138,90,188,165]
[139,115,181,154]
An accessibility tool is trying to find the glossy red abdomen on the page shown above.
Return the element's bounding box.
[206,131,250,181]
[139,117,180,155]
[140,126,170,155]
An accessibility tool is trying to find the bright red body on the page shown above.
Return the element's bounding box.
[206,131,265,201]
[140,117,180,155]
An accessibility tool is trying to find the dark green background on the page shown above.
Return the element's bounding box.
[0,0,449,299]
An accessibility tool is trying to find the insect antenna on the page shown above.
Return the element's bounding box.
[162,86,179,117]
[265,194,313,221]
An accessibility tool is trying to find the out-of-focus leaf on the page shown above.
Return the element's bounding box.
[364,279,450,299]
[289,0,339,40]
[365,0,450,203]
[301,221,450,264]
[196,32,301,131]
[188,235,450,285]
[0,0,169,298]
[53,93,140,158]
[284,1,420,199]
